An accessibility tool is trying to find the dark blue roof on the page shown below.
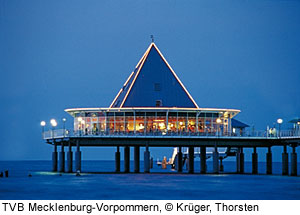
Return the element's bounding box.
[110,43,198,108]
[231,119,249,128]
[289,118,300,123]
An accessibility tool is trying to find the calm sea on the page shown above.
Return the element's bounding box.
[0,160,300,200]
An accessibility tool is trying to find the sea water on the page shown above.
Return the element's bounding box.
[0,160,300,200]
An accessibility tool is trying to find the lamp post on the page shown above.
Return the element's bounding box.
[277,118,283,137]
[40,121,46,138]
[62,118,66,137]
[82,120,86,135]
[216,118,222,136]
[78,117,82,136]
[50,119,57,138]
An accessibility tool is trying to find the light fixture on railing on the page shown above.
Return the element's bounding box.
[216,118,222,136]
[62,118,67,137]
[50,119,57,138]
[40,121,46,127]
[277,118,283,137]
[50,119,57,127]
[40,121,46,137]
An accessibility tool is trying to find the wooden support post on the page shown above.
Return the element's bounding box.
[115,146,120,173]
[188,146,194,174]
[200,146,206,174]
[291,146,297,176]
[52,143,58,172]
[67,142,73,173]
[124,146,130,173]
[177,147,183,173]
[134,146,140,173]
[282,145,289,175]
[252,147,258,174]
[58,142,65,173]
[236,147,240,173]
[213,147,219,174]
[219,157,224,172]
[144,146,150,173]
[75,142,81,172]
[240,147,244,174]
[266,146,272,175]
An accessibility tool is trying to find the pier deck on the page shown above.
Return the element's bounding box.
[43,130,300,176]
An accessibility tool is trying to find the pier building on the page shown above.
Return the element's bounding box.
[42,42,300,176]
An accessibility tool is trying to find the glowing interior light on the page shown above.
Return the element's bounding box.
[216,118,222,124]
[159,123,165,128]
[189,121,195,125]
[78,117,83,122]
[153,119,165,122]
[179,122,183,125]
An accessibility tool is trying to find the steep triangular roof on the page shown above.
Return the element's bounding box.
[110,43,199,108]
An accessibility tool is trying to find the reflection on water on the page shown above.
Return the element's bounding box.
[0,161,300,200]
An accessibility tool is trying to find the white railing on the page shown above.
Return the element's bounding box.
[43,129,69,139]
[42,129,300,139]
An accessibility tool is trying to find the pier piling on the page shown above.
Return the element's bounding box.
[67,142,73,173]
[188,147,194,174]
[266,146,272,175]
[115,146,120,173]
[240,148,244,173]
[200,146,206,174]
[252,147,258,174]
[219,157,224,172]
[236,147,244,173]
[75,142,81,172]
[291,146,297,176]
[124,146,130,173]
[150,157,153,169]
[58,143,65,173]
[144,146,150,173]
[52,143,58,172]
[134,146,140,173]
[282,145,289,175]
[177,147,183,173]
[213,147,219,174]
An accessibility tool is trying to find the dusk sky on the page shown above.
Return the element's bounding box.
[0,0,299,161]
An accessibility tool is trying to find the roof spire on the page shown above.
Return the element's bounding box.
[150,35,154,43]
[109,42,199,109]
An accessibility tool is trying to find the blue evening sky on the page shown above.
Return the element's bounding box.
[0,0,299,161]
